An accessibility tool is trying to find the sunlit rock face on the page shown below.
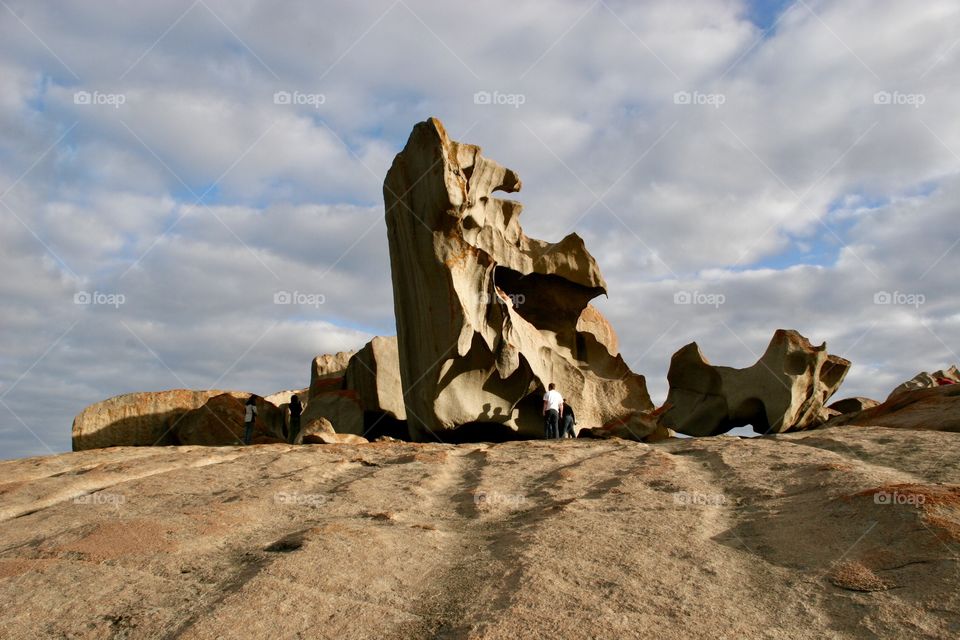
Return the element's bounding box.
[661,329,850,436]
[384,117,652,441]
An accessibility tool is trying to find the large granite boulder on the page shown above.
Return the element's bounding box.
[383,117,652,441]
[344,336,405,421]
[6,428,960,638]
[72,389,287,450]
[72,389,253,450]
[174,393,286,446]
[660,330,850,436]
[887,365,960,400]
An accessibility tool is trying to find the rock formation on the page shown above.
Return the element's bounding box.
[660,329,850,436]
[71,338,405,448]
[343,336,405,421]
[300,350,364,435]
[302,432,369,445]
[72,389,284,450]
[299,416,335,440]
[383,117,652,441]
[6,427,960,638]
[301,337,408,439]
[825,383,960,432]
[309,350,355,396]
[300,388,363,436]
[173,393,287,446]
[582,404,674,441]
[172,393,247,446]
[828,396,880,415]
[887,365,960,399]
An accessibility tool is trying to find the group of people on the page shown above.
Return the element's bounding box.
[542,383,576,439]
[242,394,302,445]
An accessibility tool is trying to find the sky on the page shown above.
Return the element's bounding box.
[1,0,958,459]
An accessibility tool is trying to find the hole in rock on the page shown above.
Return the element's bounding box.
[784,352,809,376]
[492,266,601,336]
[820,359,847,389]
[726,397,771,435]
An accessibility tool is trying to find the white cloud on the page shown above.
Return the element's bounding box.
[1,0,959,457]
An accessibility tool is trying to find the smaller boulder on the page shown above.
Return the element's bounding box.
[593,405,672,441]
[303,433,370,445]
[828,397,880,415]
[296,417,335,445]
[887,366,960,400]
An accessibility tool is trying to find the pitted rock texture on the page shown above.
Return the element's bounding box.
[384,117,651,441]
[2,427,959,638]
[888,366,960,400]
[660,329,850,436]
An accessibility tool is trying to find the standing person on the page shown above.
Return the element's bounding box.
[542,383,564,439]
[561,402,576,438]
[244,395,258,445]
[287,394,303,444]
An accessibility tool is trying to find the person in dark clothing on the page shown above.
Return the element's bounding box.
[542,383,563,439]
[561,403,576,438]
[244,395,258,445]
[287,394,303,444]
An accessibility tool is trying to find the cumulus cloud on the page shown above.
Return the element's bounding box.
[0,0,958,458]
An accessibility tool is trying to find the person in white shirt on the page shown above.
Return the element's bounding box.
[244,395,258,445]
[542,383,564,439]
